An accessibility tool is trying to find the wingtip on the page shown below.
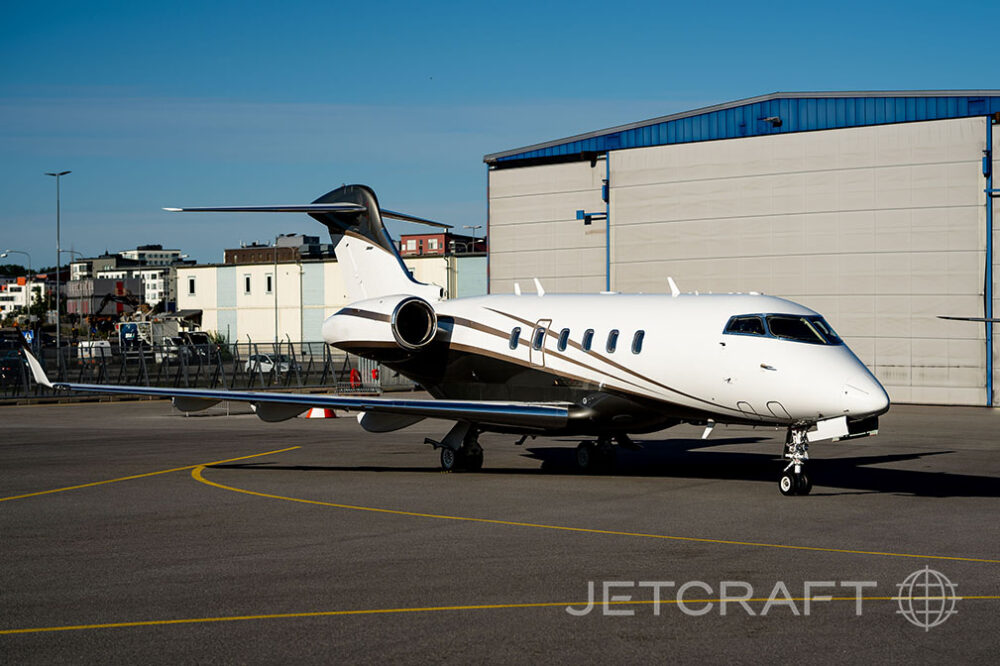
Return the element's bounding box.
[21,347,53,388]
[163,207,182,212]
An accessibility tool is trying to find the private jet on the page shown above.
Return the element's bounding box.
[24,184,890,495]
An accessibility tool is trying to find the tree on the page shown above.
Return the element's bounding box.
[0,263,29,278]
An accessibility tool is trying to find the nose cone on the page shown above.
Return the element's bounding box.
[842,375,890,417]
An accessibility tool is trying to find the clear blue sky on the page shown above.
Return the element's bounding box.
[2,0,996,267]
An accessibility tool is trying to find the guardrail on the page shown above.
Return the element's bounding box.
[0,340,416,401]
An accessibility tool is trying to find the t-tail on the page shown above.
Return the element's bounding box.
[165,184,446,302]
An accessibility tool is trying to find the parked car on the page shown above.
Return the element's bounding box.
[0,350,28,386]
[244,353,298,374]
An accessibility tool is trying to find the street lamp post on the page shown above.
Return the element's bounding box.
[1,249,33,319]
[59,250,83,322]
[46,170,71,374]
[463,225,483,253]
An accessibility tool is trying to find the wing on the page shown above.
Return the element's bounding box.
[22,349,568,429]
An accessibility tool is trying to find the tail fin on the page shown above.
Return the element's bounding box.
[165,183,447,302]
[308,185,443,302]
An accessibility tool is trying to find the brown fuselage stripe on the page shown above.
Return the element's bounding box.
[334,307,737,416]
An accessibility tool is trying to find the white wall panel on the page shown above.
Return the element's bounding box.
[607,116,988,404]
[489,161,606,295]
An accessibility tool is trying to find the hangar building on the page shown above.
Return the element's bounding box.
[484,91,1000,406]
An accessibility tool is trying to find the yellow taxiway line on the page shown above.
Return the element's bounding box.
[0,447,300,503]
[191,465,1000,564]
[3,596,997,636]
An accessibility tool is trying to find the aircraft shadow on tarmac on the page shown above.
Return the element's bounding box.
[210,435,1000,498]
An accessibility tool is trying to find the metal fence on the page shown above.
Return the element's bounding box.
[0,340,416,401]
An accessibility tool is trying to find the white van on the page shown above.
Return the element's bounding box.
[77,340,112,364]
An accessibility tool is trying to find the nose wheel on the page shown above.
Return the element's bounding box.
[779,427,812,496]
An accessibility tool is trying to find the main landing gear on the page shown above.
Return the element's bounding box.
[779,427,812,496]
[575,434,636,473]
[427,422,483,472]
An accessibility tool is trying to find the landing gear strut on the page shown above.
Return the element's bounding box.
[576,436,616,473]
[779,427,812,496]
[429,422,484,472]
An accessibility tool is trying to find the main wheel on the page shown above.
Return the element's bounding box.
[779,472,797,496]
[464,450,484,471]
[440,447,459,471]
[796,472,812,495]
[576,442,595,471]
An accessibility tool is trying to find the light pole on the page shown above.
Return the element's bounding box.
[273,233,291,345]
[463,225,483,253]
[1,249,32,277]
[1,249,33,317]
[46,170,71,369]
[59,250,83,321]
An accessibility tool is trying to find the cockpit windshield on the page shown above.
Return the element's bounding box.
[723,314,843,345]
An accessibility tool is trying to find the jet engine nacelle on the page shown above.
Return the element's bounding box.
[390,296,438,351]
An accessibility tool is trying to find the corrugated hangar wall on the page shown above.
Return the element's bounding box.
[488,116,995,405]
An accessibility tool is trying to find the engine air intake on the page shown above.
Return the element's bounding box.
[391,297,438,350]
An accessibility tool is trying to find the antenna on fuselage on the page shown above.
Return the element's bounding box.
[668,276,680,298]
[533,277,545,297]
[514,282,522,296]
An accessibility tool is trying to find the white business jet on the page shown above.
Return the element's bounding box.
[24,184,889,495]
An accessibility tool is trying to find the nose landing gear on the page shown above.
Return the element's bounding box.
[779,427,812,496]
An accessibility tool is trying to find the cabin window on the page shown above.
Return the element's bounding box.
[532,327,545,350]
[509,327,521,349]
[723,315,765,336]
[632,330,645,354]
[557,328,570,352]
[606,329,619,353]
[582,329,594,351]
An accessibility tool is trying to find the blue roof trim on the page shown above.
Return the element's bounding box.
[484,92,1000,164]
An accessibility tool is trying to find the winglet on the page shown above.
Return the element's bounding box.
[21,347,53,388]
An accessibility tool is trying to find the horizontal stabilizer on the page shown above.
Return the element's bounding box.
[164,203,366,214]
[380,209,452,229]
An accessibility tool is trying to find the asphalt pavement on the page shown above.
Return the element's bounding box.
[2,399,998,663]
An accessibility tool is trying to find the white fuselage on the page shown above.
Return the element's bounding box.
[322,291,889,429]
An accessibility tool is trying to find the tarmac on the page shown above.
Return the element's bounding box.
[1,398,998,662]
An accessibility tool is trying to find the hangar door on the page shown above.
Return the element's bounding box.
[609,117,990,405]
[489,160,607,295]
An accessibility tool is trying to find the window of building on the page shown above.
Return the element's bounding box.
[428,238,438,250]
[244,274,251,294]
[265,273,273,294]
[631,330,645,354]
[187,277,196,295]
[406,239,416,251]
[557,328,570,352]
[509,327,521,349]
[582,329,594,351]
[606,329,619,353]
[532,327,545,350]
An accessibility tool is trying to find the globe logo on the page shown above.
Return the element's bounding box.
[895,566,960,631]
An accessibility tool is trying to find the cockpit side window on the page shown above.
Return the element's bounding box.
[766,315,837,345]
[724,315,766,336]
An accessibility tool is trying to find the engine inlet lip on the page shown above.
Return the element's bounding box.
[390,296,438,351]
